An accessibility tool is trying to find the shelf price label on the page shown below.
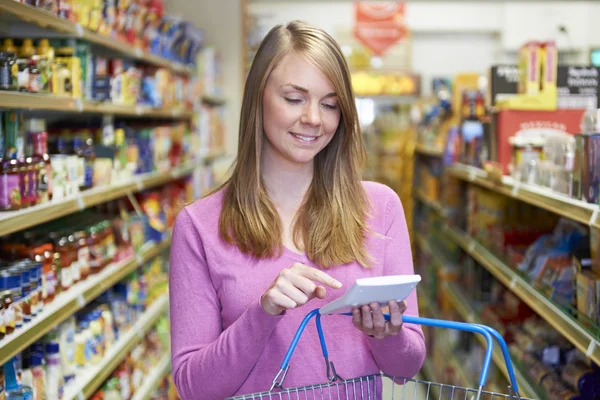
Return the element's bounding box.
[467,240,476,253]
[76,195,85,211]
[76,293,86,308]
[75,24,84,37]
[468,168,477,182]
[511,182,520,197]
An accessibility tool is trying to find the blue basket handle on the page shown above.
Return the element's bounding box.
[270,310,522,400]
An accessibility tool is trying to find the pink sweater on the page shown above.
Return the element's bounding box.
[169,181,426,399]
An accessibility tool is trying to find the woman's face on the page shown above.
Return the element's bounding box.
[262,51,342,167]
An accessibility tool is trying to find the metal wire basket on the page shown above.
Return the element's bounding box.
[227,310,532,400]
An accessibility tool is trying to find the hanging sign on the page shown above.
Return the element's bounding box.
[354,2,408,56]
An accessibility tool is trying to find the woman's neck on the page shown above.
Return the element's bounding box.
[261,150,313,213]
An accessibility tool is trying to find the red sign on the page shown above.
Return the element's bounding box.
[354,2,407,56]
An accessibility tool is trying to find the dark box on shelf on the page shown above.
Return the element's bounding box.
[489,65,600,110]
[557,66,600,110]
[488,65,519,107]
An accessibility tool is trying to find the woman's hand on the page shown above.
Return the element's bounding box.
[261,263,342,316]
[352,300,407,339]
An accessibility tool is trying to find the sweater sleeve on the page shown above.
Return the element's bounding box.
[365,189,426,379]
[169,208,284,400]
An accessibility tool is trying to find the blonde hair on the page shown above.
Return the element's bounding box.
[219,20,371,268]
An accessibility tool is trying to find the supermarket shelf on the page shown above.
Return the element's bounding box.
[414,143,444,157]
[414,190,445,215]
[0,0,194,76]
[0,92,194,119]
[131,354,172,400]
[201,95,227,106]
[64,293,169,400]
[444,281,544,399]
[447,164,600,229]
[0,160,200,237]
[0,238,171,367]
[442,224,600,365]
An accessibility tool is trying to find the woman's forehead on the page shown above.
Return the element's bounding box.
[269,52,336,95]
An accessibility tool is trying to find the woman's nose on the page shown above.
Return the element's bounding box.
[300,102,321,127]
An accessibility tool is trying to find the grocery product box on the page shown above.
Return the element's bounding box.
[576,270,600,326]
[489,65,600,110]
[557,66,600,110]
[573,134,600,203]
[492,109,585,174]
[592,227,600,274]
[488,65,518,107]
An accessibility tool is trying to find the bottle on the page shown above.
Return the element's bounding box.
[17,40,35,60]
[58,318,76,385]
[24,119,51,202]
[101,306,115,349]
[35,40,54,63]
[3,356,33,400]
[44,342,63,399]
[19,353,33,395]
[29,354,45,400]
[89,313,103,363]
[1,39,17,54]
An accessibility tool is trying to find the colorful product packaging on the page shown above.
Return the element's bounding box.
[518,41,542,96]
[576,270,600,327]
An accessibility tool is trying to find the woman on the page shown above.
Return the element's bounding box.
[169,20,426,399]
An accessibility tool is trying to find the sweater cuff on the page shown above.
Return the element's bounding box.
[365,324,411,348]
[249,298,286,327]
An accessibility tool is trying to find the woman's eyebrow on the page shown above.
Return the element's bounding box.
[282,83,337,98]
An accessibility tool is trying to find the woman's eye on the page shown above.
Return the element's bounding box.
[284,98,302,104]
[322,103,338,110]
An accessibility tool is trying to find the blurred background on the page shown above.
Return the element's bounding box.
[0,0,599,399]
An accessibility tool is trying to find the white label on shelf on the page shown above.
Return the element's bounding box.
[467,240,476,253]
[75,24,84,37]
[75,99,84,112]
[586,340,597,357]
[172,108,181,117]
[511,182,520,197]
[135,105,144,116]
[510,275,518,290]
[76,293,85,308]
[468,169,476,182]
[590,208,599,226]
[134,48,144,58]
[76,195,85,210]
[135,178,144,191]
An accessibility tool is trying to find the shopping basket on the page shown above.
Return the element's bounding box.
[226,309,532,400]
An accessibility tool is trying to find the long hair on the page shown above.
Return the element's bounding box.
[219,20,371,268]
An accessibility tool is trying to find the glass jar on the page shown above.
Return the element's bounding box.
[50,232,72,292]
[74,230,90,281]
[0,159,22,211]
[102,220,117,265]
[18,159,31,209]
[27,59,42,93]
[1,290,14,335]
[0,269,22,330]
[9,264,31,325]
[67,234,80,285]
[0,51,17,91]
[87,223,104,275]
